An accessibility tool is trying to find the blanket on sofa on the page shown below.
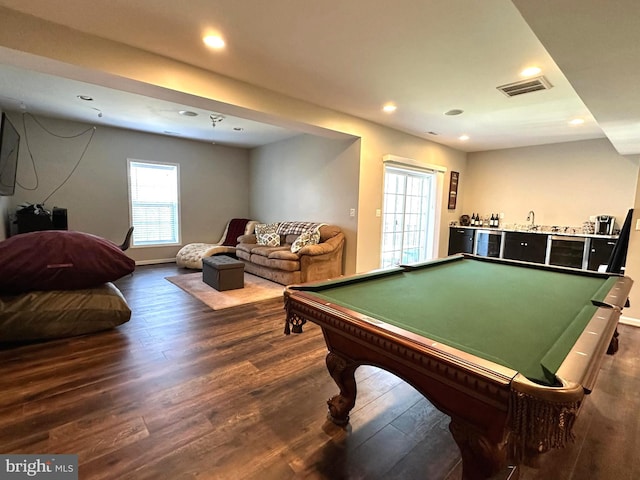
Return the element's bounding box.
[276,221,324,235]
[222,218,251,246]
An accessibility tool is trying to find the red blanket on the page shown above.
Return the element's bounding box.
[222,218,250,246]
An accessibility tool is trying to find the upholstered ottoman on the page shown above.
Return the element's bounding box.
[202,255,245,291]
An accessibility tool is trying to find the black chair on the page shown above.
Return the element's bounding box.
[118,226,134,251]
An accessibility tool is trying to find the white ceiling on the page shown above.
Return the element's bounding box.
[0,0,638,154]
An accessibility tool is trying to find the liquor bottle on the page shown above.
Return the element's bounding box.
[490,214,495,227]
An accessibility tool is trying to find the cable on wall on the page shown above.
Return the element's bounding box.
[19,113,96,205]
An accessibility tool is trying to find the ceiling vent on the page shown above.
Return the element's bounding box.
[497,76,553,97]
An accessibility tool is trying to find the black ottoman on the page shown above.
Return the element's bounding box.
[202,255,245,291]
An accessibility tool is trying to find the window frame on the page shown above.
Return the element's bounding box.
[127,158,181,248]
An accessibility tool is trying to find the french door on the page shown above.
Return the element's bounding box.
[380,166,436,268]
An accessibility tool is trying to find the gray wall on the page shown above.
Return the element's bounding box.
[5,112,251,263]
[249,134,360,275]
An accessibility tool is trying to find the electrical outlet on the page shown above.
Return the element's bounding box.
[349,208,356,217]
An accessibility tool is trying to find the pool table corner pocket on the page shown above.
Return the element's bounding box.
[508,374,584,464]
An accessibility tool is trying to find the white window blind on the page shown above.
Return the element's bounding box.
[128,160,180,246]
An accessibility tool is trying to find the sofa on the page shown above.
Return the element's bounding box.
[235,222,345,285]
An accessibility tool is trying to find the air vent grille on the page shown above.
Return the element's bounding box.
[497,76,553,97]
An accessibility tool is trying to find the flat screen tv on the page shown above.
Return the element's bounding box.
[0,112,20,196]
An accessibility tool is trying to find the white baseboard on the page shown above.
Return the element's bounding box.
[620,315,640,328]
[135,258,176,266]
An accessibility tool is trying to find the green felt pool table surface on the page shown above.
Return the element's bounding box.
[294,255,622,385]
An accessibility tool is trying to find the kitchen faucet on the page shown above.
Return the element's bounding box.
[526,210,535,226]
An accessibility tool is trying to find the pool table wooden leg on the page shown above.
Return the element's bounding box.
[449,417,508,480]
[325,351,358,426]
[607,327,619,354]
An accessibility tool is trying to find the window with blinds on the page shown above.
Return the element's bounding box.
[127,159,180,246]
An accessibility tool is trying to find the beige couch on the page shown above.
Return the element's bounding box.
[236,223,345,285]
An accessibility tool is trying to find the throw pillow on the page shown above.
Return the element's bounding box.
[291,229,321,253]
[255,222,279,235]
[0,230,136,294]
[257,232,281,246]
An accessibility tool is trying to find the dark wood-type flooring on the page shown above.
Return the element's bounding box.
[1,263,639,479]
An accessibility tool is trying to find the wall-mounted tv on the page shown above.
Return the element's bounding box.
[0,112,20,196]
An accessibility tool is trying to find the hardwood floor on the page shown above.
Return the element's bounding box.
[1,263,639,479]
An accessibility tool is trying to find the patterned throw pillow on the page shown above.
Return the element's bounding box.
[291,229,321,253]
[257,232,281,246]
[255,222,279,235]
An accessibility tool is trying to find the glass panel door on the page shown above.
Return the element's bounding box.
[380,166,435,268]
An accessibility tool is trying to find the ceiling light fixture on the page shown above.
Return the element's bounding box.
[179,110,198,117]
[233,127,244,131]
[77,95,94,101]
[520,66,542,77]
[203,35,225,49]
[569,118,585,125]
[210,113,225,127]
[382,104,397,113]
[445,109,464,116]
[459,134,470,141]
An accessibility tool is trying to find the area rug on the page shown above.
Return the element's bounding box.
[165,272,285,310]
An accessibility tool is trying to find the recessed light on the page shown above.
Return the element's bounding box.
[521,66,542,77]
[77,95,93,101]
[445,109,464,116]
[426,131,438,135]
[569,118,585,125]
[203,35,225,49]
[179,110,198,117]
[382,104,397,113]
[458,134,470,141]
[233,127,244,131]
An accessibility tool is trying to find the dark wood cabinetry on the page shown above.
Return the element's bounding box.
[448,227,475,255]
[447,227,617,272]
[588,238,617,271]
[503,232,547,264]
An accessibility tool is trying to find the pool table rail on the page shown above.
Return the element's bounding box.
[594,275,633,309]
[555,305,621,392]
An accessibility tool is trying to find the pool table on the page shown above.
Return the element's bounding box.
[283,254,633,480]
